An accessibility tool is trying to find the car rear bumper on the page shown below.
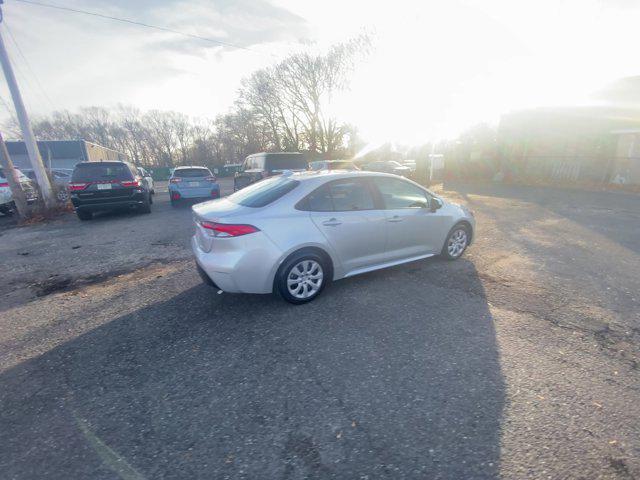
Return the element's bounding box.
[72,198,146,212]
[170,185,220,199]
[191,234,281,294]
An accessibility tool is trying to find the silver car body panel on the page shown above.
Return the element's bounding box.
[192,171,475,294]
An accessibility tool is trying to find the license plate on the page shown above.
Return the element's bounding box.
[188,181,199,187]
[96,183,112,190]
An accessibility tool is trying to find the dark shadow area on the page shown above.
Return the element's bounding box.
[0,211,19,230]
[0,259,505,479]
[170,198,212,209]
[445,181,640,254]
[85,207,152,223]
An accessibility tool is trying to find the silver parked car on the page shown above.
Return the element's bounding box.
[192,171,475,303]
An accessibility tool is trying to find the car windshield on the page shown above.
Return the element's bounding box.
[173,168,211,178]
[228,176,299,207]
[72,163,133,182]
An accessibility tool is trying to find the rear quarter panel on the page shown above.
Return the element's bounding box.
[243,209,345,285]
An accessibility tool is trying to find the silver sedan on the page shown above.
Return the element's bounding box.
[192,171,475,303]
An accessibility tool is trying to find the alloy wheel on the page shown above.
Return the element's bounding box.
[447,228,468,258]
[287,260,324,299]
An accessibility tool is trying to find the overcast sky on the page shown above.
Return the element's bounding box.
[1,0,640,144]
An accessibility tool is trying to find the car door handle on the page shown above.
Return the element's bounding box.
[322,218,342,227]
[387,215,403,223]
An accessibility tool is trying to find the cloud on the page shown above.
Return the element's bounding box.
[0,0,309,118]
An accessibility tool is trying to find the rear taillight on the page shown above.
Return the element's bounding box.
[0,182,8,187]
[170,178,182,183]
[211,190,219,198]
[68,182,89,191]
[199,221,259,237]
[120,180,140,187]
[205,176,217,182]
[171,192,181,200]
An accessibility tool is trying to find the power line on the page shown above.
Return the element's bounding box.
[2,20,57,111]
[0,92,17,123]
[0,29,39,115]
[14,0,271,56]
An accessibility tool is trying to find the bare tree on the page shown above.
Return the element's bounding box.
[1,36,370,168]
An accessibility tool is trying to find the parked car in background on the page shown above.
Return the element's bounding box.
[0,167,38,216]
[308,160,359,171]
[169,166,220,206]
[68,161,153,221]
[192,171,474,304]
[402,160,417,173]
[137,167,155,194]
[234,152,307,191]
[363,160,412,177]
[23,167,74,187]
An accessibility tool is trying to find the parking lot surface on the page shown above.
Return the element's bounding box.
[0,179,639,479]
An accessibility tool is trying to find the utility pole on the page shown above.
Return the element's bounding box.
[0,129,29,218]
[0,2,55,209]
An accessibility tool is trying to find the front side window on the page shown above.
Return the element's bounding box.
[372,177,428,209]
[300,178,375,212]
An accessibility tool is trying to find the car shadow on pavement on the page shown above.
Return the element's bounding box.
[0,258,505,479]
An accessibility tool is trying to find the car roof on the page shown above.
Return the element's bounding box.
[75,161,128,166]
[173,165,210,170]
[291,170,401,182]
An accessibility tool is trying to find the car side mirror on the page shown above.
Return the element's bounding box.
[430,198,443,212]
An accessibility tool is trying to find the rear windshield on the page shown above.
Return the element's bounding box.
[228,176,299,208]
[173,168,212,178]
[72,163,133,182]
[266,155,306,171]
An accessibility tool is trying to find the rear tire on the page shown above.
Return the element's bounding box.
[139,193,152,214]
[441,223,470,260]
[76,210,93,221]
[0,205,14,216]
[275,252,328,304]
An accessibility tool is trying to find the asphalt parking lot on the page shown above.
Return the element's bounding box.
[1,179,639,479]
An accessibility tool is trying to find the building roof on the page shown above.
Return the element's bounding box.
[5,140,86,160]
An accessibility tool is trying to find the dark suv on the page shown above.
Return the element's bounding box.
[68,161,152,221]
[234,152,307,191]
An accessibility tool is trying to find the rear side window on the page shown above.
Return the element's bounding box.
[299,178,375,212]
[305,185,334,210]
[265,154,306,171]
[228,176,299,208]
[72,163,133,182]
[173,168,211,178]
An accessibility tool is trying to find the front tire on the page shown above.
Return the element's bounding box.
[441,224,470,260]
[276,253,328,304]
[76,210,93,221]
